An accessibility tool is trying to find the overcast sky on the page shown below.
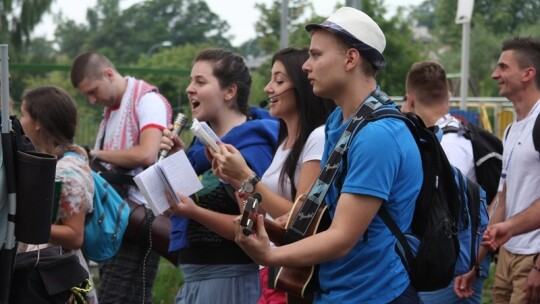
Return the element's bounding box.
[33,0,424,47]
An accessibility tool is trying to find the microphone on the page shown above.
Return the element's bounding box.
[259,88,295,108]
[159,113,188,161]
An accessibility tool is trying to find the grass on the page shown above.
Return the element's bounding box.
[481,262,496,304]
[152,258,184,304]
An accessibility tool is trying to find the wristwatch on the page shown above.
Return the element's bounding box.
[240,172,261,194]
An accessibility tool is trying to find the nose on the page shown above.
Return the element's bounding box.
[186,82,195,94]
[302,58,311,73]
[88,96,97,105]
[491,68,499,80]
[263,82,273,95]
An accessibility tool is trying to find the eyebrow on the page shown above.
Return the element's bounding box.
[85,87,97,95]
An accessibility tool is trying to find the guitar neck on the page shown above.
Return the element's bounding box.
[264,218,285,246]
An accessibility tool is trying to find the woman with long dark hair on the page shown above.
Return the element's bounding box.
[211,47,336,303]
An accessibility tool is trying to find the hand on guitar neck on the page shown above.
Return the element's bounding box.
[237,193,331,300]
[239,193,286,246]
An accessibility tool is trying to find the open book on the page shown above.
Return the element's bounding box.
[134,150,203,216]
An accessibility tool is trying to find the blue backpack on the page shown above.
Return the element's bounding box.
[452,167,489,277]
[342,103,489,291]
[64,152,130,262]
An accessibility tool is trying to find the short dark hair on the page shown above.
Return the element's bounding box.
[502,37,540,88]
[21,85,78,148]
[406,61,449,106]
[331,30,378,77]
[195,49,251,116]
[70,52,117,88]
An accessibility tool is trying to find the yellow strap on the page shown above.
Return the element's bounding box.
[70,279,93,304]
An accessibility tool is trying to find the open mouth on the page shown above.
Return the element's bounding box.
[191,100,200,109]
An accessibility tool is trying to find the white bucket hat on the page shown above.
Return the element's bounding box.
[305,7,386,70]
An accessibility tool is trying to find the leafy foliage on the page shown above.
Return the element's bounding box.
[254,0,315,54]
[0,0,53,54]
[250,0,423,97]
[55,0,232,64]
[409,0,540,97]
[134,44,206,114]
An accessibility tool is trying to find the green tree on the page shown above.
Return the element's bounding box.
[251,0,422,96]
[0,0,54,54]
[412,0,540,45]
[409,0,540,97]
[134,44,204,113]
[55,0,232,63]
[254,0,315,54]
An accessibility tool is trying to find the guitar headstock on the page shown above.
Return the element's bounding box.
[239,193,262,236]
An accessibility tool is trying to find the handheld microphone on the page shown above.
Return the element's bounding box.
[259,88,295,108]
[159,113,188,161]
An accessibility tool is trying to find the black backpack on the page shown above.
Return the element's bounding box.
[442,122,503,205]
[344,104,488,292]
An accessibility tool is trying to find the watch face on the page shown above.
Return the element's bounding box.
[244,183,254,193]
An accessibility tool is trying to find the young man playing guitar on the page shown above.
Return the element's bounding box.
[231,7,422,303]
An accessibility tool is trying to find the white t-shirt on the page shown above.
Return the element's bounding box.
[437,114,476,182]
[104,78,168,205]
[501,100,540,254]
[260,126,324,253]
[261,126,325,210]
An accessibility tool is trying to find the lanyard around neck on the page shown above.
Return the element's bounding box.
[502,100,540,179]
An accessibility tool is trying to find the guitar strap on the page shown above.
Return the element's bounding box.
[282,88,392,244]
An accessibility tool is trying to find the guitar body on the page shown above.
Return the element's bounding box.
[239,194,331,302]
[273,196,331,300]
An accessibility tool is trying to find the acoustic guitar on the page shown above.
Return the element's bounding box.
[239,193,331,301]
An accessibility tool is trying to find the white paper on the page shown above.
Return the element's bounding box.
[191,118,221,153]
[134,150,203,216]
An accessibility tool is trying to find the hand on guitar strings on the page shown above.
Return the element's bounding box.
[234,213,273,266]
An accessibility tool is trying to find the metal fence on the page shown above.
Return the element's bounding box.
[75,96,516,147]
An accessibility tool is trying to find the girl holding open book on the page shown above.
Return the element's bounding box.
[210,47,335,303]
[161,49,278,304]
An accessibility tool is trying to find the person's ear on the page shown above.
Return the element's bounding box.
[103,68,115,83]
[344,48,361,72]
[224,83,238,102]
[523,67,537,83]
[405,92,416,111]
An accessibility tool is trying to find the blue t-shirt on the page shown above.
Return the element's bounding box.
[316,107,422,304]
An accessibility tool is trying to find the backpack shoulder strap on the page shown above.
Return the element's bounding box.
[533,113,540,154]
[284,89,391,244]
[442,121,471,139]
[504,123,513,141]
[441,125,460,134]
